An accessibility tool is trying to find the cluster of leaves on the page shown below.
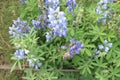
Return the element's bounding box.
[9,0,120,80]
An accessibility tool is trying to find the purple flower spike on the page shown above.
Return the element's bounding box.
[27,58,42,70]
[14,49,29,59]
[62,39,84,58]
[46,7,68,42]
[96,0,113,24]
[9,17,31,39]
[95,40,112,56]
[32,20,42,29]
[66,0,77,12]
[45,0,60,10]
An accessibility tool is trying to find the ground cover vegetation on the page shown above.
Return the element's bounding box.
[0,0,120,80]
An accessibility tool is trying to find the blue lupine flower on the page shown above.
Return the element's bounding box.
[96,0,113,24]
[98,0,114,5]
[95,49,100,55]
[69,40,84,57]
[104,40,112,48]
[95,40,112,55]
[46,31,54,42]
[105,47,109,53]
[66,0,77,12]
[14,49,29,59]
[75,41,84,54]
[44,0,68,42]
[98,11,111,24]
[104,40,108,44]
[19,0,28,5]
[9,18,31,38]
[27,58,42,70]
[62,39,84,59]
[45,0,60,9]
[32,11,48,29]
[106,43,112,48]
[61,45,68,49]
[96,6,102,15]
[38,15,48,28]
[103,0,114,3]
[70,38,76,45]
[46,7,68,41]
[98,45,104,50]
[104,11,109,18]
[102,3,107,9]
[32,20,42,29]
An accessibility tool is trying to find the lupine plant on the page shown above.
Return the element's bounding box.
[96,0,114,24]
[9,0,120,79]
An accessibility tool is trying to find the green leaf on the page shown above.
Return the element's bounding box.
[92,35,99,42]
[70,29,75,36]
[18,60,22,70]
[10,61,17,73]
[72,55,81,64]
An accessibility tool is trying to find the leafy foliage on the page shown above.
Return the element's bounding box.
[8,0,120,80]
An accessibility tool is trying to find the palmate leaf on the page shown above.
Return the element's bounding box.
[78,58,93,75]
[68,28,75,37]
[107,48,120,67]
[92,58,108,68]
[72,55,81,65]
[85,48,92,56]
[115,60,120,68]
[100,36,104,43]
[58,72,80,80]
[92,35,99,42]
[23,69,36,80]
[95,72,109,80]
[83,39,95,56]
[85,44,95,48]
[98,52,107,57]
[108,66,120,80]
[35,69,58,80]
[88,25,107,42]
[107,29,116,41]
